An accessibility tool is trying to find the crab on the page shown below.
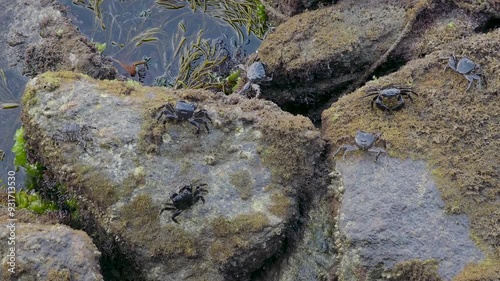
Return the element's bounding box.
[156,100,212,133]
[159,183,208,223]
[334,130,386,161]
[444,55,483,91]
[52,124,98,151]
[362,86,418,112]
[236,61,272,98]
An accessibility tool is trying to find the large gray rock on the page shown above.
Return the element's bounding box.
[335,157,483,280]
[0,217,103,281]
[256,0,410,116]
[21,71,324,280]
[322,29,500,280]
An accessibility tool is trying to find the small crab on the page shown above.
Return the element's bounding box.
[236,61,272,98]
[334,130,386,161]
[156,100,212,133]
[159,183,208,223]
[362,86,417,112]
[52,124,98,150]
[444,55,483,91]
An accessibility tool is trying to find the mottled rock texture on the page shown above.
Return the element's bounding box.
[5,0,116,79]
[0,211,103,281]
[322,29,500,280]
[21,71,324,280]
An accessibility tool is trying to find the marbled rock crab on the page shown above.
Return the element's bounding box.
[444,55,483,91]
[159,183,208,223]
[236,61,272,98]
[52,124,98,151]
[362,86,417,112]
[334,130,386,161]
[156,100,212,133]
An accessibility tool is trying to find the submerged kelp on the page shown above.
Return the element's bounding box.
[156,0,268,39]
[0,69,20,109]
[63,0,265,88]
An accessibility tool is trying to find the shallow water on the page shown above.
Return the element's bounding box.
[58,0,263,85]
[1,0,264,187]
[0,69,26,187]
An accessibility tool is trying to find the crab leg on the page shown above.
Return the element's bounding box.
[368,147,386,162]
[334,144,359,160]
[171,210,183,223]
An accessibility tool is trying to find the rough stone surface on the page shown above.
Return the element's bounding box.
[335,156,483,280]
[322,29,500,280]
[4,0,116,79]
[253,186,338,281]
[0,214,103,281]
[262,0,335,19]
[21,72,324,281]
[257,0,411,119]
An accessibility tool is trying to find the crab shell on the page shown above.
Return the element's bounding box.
[175,100,197,120]
[354,130,378,149]
[449,56,477,74]
[247,62,267,82]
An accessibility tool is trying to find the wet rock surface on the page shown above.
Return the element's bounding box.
[253,186,337,281]
[21,72,324,280]
[335,157,483,280]
[4,0,116,80]
[0,209,103,281]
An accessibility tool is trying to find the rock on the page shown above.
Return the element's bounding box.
[321,29,500,280]
[451,0,500,17]
[4,0,116,79]
[336,157,483,280]
[257,0,411,120]
[262,0,335,19]
[253,185,338,281]
[21,72,325,280]
[257,0,497,121]
[0,208,103,281]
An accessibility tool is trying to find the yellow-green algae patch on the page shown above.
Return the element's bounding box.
[209,212,270,263]
[268,192,294,218]
[229,170,253,200]
[118,194,198,258]
[22,71,84,107]
[383,259,442,281]
[453,258,500,281]
[322,30,500,269]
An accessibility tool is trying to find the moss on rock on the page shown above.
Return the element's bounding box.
[322,30,500,267]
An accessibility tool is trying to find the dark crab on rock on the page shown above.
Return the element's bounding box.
[159,183,208,223]
[362,86,418,112]
[156,100,212,133]
[334,130,386,161]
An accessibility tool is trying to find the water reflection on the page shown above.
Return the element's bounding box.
[0,68,26,187]
[60,0,263,86]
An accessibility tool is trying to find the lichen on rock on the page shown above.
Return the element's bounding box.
[21,71,324,280]
[322,29,500,280]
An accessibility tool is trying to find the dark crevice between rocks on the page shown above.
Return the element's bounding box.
[273,55,408,127]
[281,90,340,127]
[249,145,332,281]
[371,56,408,81]
[474,16,500,33]
[77,208,144,281]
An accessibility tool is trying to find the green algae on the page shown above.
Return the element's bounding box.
[118,194,198,258]
[229,170,253,200]
[209,212,270,263]
[382,259,442,281]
